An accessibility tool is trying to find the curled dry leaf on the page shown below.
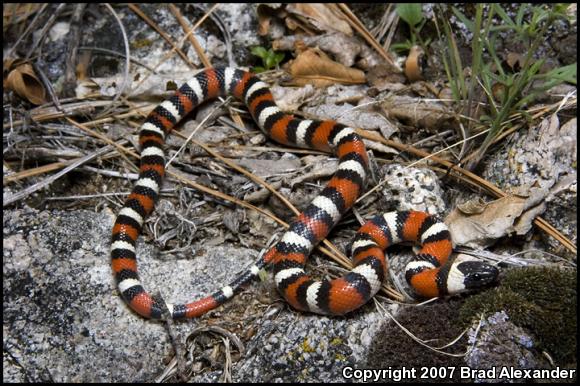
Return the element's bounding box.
[3,59,46,105]
[287,48,365,87]
[274,32,364,68]
[75,73,194,99]
[257,4,352,37]
[404,45,425,82]
[456,198,487,215]
[445,194,546,249]
[380,95,454,131]
[491,82,508,103]
[505,51,524,71]
[285,3,352,36]
[270,83,316,112]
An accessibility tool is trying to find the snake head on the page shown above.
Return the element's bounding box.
[446,254,499,294]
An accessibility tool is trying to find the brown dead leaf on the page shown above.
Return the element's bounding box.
[404,45,424,82]
[285,15,318,35]
[286,3,352,36]
[380,95,454,131]
[3,59,46,105]
[491,82,507,103]
[286,48,365,87]
[366,64,407,89]
[3,3,43,29]
[505,52,524,71]
[446,195,544,249]
[456,198,487,215]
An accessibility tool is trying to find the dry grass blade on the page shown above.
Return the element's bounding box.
[4,3,49,59]
[370,4,398,53]
[25,3,66,60]
[3,140,127,207]
[4,160,70,185]
[169,4,211,68]
[457,247,576,268]
[375,300,477,357]
[63,4,87,98]
[232,144,326,155]
[65,117,139,173]
[94,3,131,119]
[3,99,156,129]
[336,3,400,70]
[127,3,195,69]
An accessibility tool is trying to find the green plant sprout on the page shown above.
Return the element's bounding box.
[391,4,431,54]
[251,46,285,73]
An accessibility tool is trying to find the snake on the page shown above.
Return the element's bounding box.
[111,67,499,320]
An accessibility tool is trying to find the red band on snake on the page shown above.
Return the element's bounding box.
[111,68,498,319]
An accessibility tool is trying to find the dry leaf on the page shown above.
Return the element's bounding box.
[491,82,507,102]
[270,83,316,112]
[380,95,454,131]
[456,198,487,215]
[366,64,407,90]
[286,4,352,36]
[404,45,424,82]
[3,59,46,105]
[505,52,524,71]
[274,32,364,67]
[287,48,365,87]
[445,195,545,249]
[285,15,318,35]
[3,3,43,28]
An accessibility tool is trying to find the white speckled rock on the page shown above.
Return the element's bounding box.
[379,164,447,215]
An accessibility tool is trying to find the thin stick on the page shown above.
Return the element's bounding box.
[127,3,195,69]
[168,4,211,68]
[3,142,123,207]
[97,3,131,118]
[78,46,158,73]
[25,3,66,60]
[337,3,400,70]
[5,3,49,59]
[4,161,69,185]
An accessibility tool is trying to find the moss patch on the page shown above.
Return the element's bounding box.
[366,299,470,383]
[459,266,577,365]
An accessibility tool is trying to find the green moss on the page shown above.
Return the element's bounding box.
[459,267,576,364]
[131,38,153,49]
[330,337,343,346]
[300,339,315,353]
[335,353,347,361]
[366,299,468,382]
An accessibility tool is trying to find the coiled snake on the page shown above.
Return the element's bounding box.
[111,68,498,319]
